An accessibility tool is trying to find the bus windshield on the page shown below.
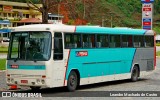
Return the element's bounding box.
[8,31,51,61]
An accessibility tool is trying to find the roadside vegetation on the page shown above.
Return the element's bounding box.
[0,59,6,70]
[156,43,160,46]
[157,51,160,57]
[0,46,8,53]
[0,46,7,70]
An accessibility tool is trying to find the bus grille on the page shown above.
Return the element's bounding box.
[10,74,41,78]
[147,60,154,71]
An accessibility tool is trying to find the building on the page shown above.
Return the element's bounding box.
[0,1,42,28]
[48,13,63,24]
[0,0,42,39]
[0,1,65,41]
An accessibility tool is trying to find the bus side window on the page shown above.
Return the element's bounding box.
[109,35,120,48]
[73,34,81,48]
[122,35,133,47]
[145,36,154,47]
[82,34,95,48]
[54,32,63,60]
[97,34,109,48]
[65,33,81,49]
[133,35,144,48]
[65,34,72,48]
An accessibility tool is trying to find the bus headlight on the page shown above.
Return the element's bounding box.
[11,78,14,83]
[41,79,45,84]
[36,79,41,84]
[7,78,10,83]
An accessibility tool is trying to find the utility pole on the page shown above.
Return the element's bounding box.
[111,13,113,27]
[58,0,61,21]
[102,15,108,27]
[102,16,104,27]
[83,0,86,19]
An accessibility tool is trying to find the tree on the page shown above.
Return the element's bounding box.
[26,0,60,24]
[3,0,38,3]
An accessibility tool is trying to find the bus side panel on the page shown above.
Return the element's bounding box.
[132,48,154,71]
[65,48,136,84]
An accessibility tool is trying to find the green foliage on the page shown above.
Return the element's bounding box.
[156,43,160,46]
[153,27,160,35]
[67,20,74,25]
[157,51,160,56]
[3,0,160,27]
[0,59,6,70]
[0,18,3,20]
[122,18,141,27]
[107,0,141,17]
[0,46,8,53]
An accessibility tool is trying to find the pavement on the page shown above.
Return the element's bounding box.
[157,46,160,51]
[0,54,7,59]
[0,42,8,59]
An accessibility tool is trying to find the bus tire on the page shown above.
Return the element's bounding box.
[131,65,139,82]
[67,71,78,92]
[30,86,40,91]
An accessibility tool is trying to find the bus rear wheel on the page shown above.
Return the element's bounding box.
[67,71,78,92]
[131,65,139,82]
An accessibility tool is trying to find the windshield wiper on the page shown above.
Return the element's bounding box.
[14,58,18,62]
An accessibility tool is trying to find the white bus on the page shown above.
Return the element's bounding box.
[6,24,156,91]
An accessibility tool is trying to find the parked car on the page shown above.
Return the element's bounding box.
[3,37,10,42]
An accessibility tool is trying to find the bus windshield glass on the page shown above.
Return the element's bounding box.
[8,31,51,61]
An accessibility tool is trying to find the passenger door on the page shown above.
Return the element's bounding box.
[52,32,65,86]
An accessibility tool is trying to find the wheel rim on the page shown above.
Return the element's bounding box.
[69,75,76,87]
[132,67,138,77]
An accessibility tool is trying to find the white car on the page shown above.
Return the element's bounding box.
[3,37,10,42]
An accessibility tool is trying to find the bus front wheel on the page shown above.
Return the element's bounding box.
[67,71,78,92]
[131,65,139,82]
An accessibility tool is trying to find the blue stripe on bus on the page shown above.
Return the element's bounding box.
[7,65,46,70]
[75,26,146,35]
[66,48,136,79]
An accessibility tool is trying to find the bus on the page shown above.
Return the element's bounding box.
[6,24,156,91]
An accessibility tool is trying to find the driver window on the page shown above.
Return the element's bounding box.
[53,32,63,60]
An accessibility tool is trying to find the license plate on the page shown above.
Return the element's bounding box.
[21,80,28,84]
[10,65,19,69]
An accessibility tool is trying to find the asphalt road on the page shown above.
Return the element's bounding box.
[0,53,7,59]
[0,58,160,99]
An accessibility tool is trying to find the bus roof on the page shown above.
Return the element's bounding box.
[13,24,76,33]
[13,24,154,35]
[75,26,151,35]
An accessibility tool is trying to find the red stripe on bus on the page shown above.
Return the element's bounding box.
[63,50,71,86]
[74,26,76,32]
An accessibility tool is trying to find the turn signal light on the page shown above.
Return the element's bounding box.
[7,74,10,77]
[42,75,46,78]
